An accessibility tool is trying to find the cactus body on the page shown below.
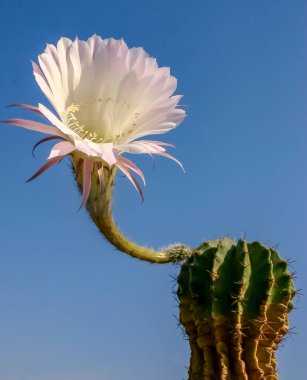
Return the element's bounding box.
[177,238,296,380]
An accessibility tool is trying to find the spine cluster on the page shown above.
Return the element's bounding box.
[177,238,296,380]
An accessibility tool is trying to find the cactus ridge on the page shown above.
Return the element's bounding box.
[177,238,296,380]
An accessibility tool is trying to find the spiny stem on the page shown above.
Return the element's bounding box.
[72,156,192,263]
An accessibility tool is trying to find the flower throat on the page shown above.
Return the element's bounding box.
[62,104,104,143]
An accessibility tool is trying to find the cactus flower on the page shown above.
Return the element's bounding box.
[5,35,185,205]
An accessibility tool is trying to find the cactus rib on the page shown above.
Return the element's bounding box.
[177,238,296,380]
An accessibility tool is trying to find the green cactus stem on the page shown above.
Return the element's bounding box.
[177,237,296,380]
[71,154,192,263]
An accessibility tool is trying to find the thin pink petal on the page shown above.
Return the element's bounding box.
[38,104,68,131]
[32,136,64,156]
[140,144,165,153]
[3,118,65,138]
[138,140,175,148]
[26,156,63,183]
[157,152,185,172]
[79,158,94,209]
[86,141,117,166]
[32,60,46,78]
[116,154,145,185]
[38,103,81,138]
[97,165,104,194]
[7,104,43,115]
[101,149,117,166]
[74,158,83,180]
[116,140,170,155]
[116,161,144,202]
[48,141,76,159]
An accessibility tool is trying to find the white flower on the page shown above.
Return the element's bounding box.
[5,35,186,206]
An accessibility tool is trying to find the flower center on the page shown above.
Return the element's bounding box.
[62,98,142,144]
[62,104,104,143]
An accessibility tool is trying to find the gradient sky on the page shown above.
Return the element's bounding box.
[0,1,306,379]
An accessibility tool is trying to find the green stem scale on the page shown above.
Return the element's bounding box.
[72,157,296,380]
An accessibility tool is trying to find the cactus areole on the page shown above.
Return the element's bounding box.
[177,237,296,380]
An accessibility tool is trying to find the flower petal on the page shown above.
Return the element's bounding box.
[38,103,77,137]
[79,157,94,209]
[26,156,63,183]
[38,51,65,113]
[86,141,117,166]
[7,103,43,115]
[116,154,145,185]
[32,135,65,156]
[97,164,104,194]
[116,161,144,202]
[48,141,76,159]
[156,151,185,172]
[118,140,184,171]
[116,140,167,154]
[32,61,57,110]
[3,118,65,137]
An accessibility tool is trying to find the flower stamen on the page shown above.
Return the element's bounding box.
[62,103,104,143]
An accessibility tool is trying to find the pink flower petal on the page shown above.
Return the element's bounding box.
[116,161,144,202]
[73,140,92,156]
[32,136,65,156]
[38,103,73,135]
[38,103,82,139]
[140,140,175,148]
[97,164,104,194]
[32,60,46,78]
[7,103,43,115]
[116,154,145,185]
[26,156,63,183]
[86,141,117,166]
[101,149,117,166]
[48,141,76,159]
[73,158,83,180]
[157,152,185,172]
[79,158,94,209]
[2,118,65,137]
[116,140,172,155]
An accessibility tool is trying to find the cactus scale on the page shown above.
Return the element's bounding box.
[177,238,296,380]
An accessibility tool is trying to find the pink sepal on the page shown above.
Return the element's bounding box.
[48,141,76,159]
[3,118,65,138]
[26,156,63,183]
[158,152,185,172]
[79,158,94,209]
[7,104,43,115]
[97,165,104,194]
[116,154,145,185]
[32,136,64,156]
[116,161,144,202]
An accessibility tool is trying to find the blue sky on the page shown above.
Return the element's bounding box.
[0,0,306,379]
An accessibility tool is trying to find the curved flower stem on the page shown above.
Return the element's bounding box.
[72,155,192,263]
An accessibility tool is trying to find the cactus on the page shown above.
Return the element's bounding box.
[177,237,296,380]
[71,160,296,380]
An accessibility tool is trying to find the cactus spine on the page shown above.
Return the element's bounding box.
[177,238,296,380]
